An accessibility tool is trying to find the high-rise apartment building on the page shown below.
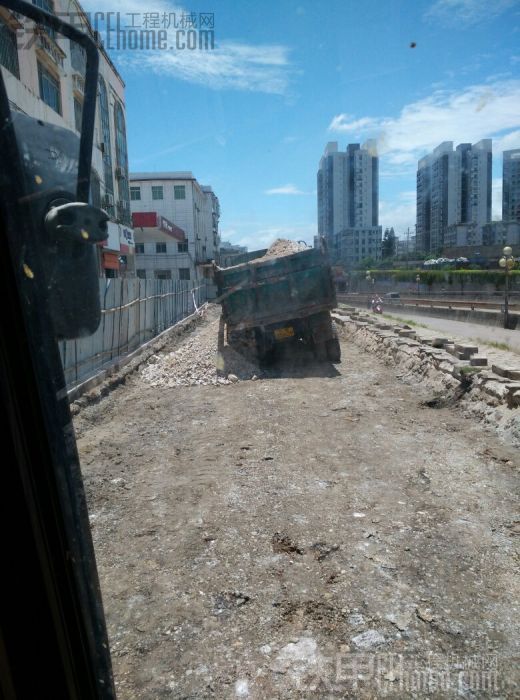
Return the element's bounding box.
[317,141,381,265]
[416,140,491,254]
[503,149,520,223]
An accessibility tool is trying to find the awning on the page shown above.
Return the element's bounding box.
[102,252,120,270]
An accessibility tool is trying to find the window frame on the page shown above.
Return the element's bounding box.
[37,61,61,115]
[151,185,163,200]
[174,184,186,200]
[0,16,20,78]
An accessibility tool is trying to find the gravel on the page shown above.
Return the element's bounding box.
[140,306,263,387]
[260,238,309,260]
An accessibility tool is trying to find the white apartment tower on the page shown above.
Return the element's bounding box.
[317,141,381,266]
[317,141,379,243]
[416,140,491,254]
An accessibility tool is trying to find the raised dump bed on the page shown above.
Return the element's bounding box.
[215,239,340,362]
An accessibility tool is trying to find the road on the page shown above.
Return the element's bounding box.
[74,308,519,698]
[380,308,520,354]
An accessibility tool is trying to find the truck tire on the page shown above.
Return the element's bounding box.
[325,322,341,362]
[326,335,341,362]
[314,340,328,361]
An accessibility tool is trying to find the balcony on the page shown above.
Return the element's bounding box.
[35,29,65,67]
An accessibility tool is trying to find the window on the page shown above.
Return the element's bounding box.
[90,170,101,209]
[130,186,141,201]
[136,269,146,279]
[0,18,20,78]
[178,242,189,253]
[114,101,130,224]
[70,41,86,74]
[174,185,186,200]
[156,242,167,254]
[135,243,144,254]
[152,186,163,200]
[37,62,61,114]
[179,268,191,280]
[155,270,171,280]
[73,97,83,133]
[32,0,56,40]
[98,78,114,208]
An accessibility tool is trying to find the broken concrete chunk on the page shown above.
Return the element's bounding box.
[470,356,488,367]
[492,365,520,381]
[351,629,386,649]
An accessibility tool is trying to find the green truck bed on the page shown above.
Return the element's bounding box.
[215,246,336,330]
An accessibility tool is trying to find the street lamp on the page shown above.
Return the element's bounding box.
[499,245,515,329]
[416,274,420,296]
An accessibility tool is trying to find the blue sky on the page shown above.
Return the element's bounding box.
[83,0,520,249]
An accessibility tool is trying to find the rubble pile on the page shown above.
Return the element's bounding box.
[140,312,262,387]
[261,238,308,260]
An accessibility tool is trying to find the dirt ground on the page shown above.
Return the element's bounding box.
[74,308,519,699]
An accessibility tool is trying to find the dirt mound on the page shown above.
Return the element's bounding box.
[261,238,308,260]
[140,308,262,386]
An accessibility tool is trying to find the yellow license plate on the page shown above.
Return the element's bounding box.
[274,326,295,340]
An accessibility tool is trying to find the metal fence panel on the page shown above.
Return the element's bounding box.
[59,278,207,389]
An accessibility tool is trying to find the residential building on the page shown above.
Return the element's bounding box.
[201,185,221,263]
[416,140,491,254]
[129,172,220,292]
[395,233,417,258]
[317,141,381,266]
[503,149,520,223]
[444,222,482,248]
[219,241,248,267]
[334,227,382,267]
[0,0,135,277]
[482,220,520,247]
[457,140,492,227]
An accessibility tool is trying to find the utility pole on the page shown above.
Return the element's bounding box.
[406,227,410,270]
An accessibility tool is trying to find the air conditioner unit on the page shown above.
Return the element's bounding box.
[102,193,114,207]
[115,166,126,180]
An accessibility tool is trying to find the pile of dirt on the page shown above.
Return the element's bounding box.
[140,308,263,387]
[261,238,308,260]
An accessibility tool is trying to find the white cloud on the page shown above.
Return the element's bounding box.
[81,0,293,94]
[264,184,311,195]
[329,79,520,170]
[424,0,518,27]
[222,224,316,251]
[379,192,416,235]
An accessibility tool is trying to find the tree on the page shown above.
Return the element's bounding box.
[382,227,396,259]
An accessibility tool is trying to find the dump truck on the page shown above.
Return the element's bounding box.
[215,239,340,363]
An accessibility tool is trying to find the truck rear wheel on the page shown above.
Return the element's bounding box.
[314,340,328,361]
[325,322,341,362]
[326,336,341,362]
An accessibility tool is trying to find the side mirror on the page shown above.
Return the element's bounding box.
[0,0,105,339]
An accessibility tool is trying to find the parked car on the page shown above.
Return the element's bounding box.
[384,292,402,305]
